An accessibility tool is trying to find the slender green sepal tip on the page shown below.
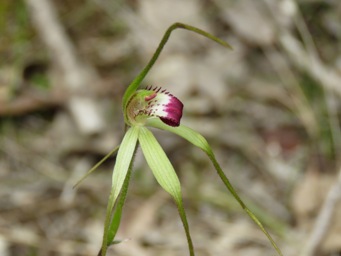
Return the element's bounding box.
[73,145,120,189]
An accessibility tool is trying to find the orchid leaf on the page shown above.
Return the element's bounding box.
[101,127,139,255]
[138,126,194,256]
[147,118,283,256]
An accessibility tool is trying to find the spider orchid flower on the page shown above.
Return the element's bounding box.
[125,86,183,127]
[75,23,282,256]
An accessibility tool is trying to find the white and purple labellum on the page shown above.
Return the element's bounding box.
[126,86,183,127]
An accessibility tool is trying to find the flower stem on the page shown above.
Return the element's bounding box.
[175,197,195,256]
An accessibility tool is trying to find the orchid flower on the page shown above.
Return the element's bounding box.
[75,23,282,256]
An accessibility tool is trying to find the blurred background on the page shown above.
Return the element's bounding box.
[1,0,341,255]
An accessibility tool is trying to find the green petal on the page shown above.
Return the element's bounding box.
[101,126,139,255]
[147,118,283,256]
[138,127,194,256]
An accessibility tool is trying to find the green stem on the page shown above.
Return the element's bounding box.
[174,197,195,256]
[122,22,232,110]
[99,185,116,255]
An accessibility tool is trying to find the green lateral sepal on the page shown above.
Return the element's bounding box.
[138,126,195,256]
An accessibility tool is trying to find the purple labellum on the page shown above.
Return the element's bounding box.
[145,86,183,127]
